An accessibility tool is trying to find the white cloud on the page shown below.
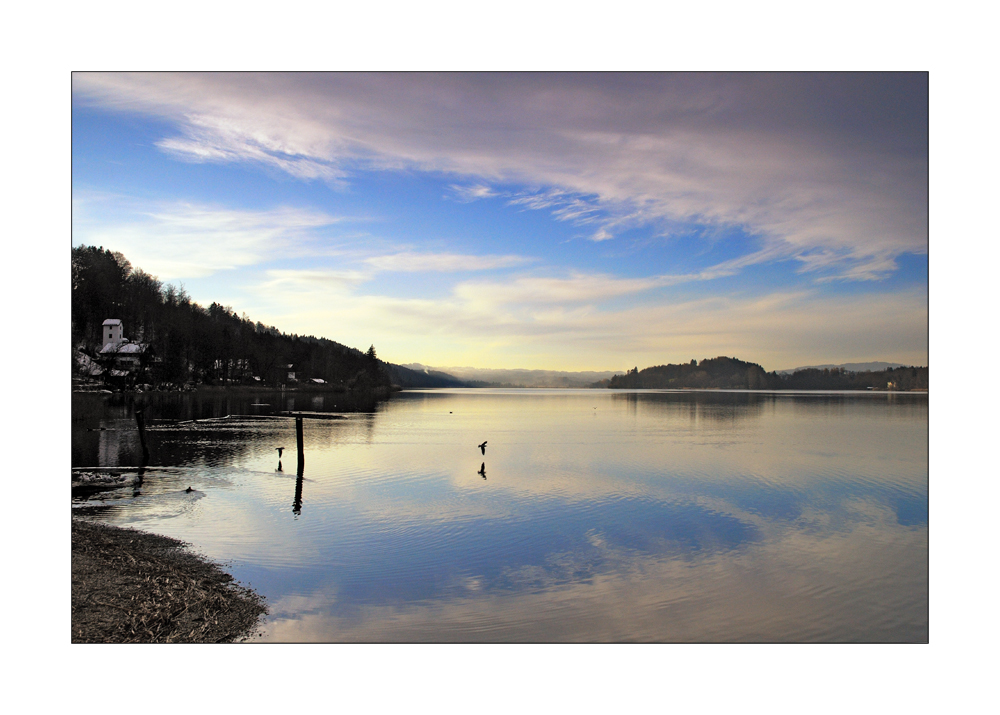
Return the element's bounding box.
[73,73,927,282]
[74,192,538,281]
[155,113,348,182]
[809,252,902,283]
[364,251,533,272]
[260,268,370,292]
[72,194,347,279]
[239,263,928,370]
[452,272,663,307]
[446,184,498,202]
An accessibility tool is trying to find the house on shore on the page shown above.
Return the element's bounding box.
[102,319,123,348]
[98,319,149,375]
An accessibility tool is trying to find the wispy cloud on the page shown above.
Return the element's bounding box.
[805,251,901,283]
[73,72,927,282]
[240,260,928,370]
[508,189,602,225]
[72,194,347,279]
[365,251,534,272]
[260,268,370,293]
[452,272,663,308]
[446,184,498,202]
[74,192,539,283]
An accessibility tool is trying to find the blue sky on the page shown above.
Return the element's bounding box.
[72,73,927,371]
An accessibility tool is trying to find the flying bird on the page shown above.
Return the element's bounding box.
[276,447,285,458]
[478,462,486,478]
[478,441,487,455]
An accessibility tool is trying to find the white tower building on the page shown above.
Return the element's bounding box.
[102,319,124,349]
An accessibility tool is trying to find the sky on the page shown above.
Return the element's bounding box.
[71,72,928,372]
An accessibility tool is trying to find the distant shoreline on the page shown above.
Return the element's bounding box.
[74,384,930,396]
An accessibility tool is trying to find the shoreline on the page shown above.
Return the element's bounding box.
[72,518,267,643]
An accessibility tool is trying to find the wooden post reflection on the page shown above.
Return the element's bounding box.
[293,474,304,515]
[293,416,304,514]
[135,407,150,465]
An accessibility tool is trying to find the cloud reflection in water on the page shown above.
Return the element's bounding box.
[74,389,927,642]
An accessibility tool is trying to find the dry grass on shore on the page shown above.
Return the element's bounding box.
[72,518,267,643]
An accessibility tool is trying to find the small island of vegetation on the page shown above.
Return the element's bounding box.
[598,356,927,391]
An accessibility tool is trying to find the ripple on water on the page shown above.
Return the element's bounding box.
[73,389,927,642]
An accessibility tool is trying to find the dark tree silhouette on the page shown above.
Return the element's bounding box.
[71,246,462,390]
[605,356,927,391]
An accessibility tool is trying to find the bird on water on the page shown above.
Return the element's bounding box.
[478,441,487,455]
[185,486,194,493]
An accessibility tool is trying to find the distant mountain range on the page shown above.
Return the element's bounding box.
[775,361,909,375]
[401,364,624,388]
[384,363,467,388]
[402,361,924,387]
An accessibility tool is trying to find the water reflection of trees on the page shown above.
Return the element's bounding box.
[785,392,927,420]
[75,388,391,423]
[72,389,393,468]
[611,391,767,424]
[608,390,926,426]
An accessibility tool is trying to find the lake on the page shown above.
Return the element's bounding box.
[72,388,928,642]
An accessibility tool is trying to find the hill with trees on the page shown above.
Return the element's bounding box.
[72,245,465,390]
[602,356,927,391]
[402,364,623,388]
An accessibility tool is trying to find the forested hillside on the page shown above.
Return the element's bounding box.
[604,356,927,391]
[72,245,464,389]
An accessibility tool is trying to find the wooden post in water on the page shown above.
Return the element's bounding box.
[296,416,305,474]
[135,407,150,465]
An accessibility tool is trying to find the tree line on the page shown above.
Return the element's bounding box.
[72,245,462,389]
[601,356,928,391]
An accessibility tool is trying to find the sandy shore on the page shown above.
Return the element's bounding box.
[72,518,267,643]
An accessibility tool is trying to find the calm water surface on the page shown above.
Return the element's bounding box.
[72,389,928,642]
